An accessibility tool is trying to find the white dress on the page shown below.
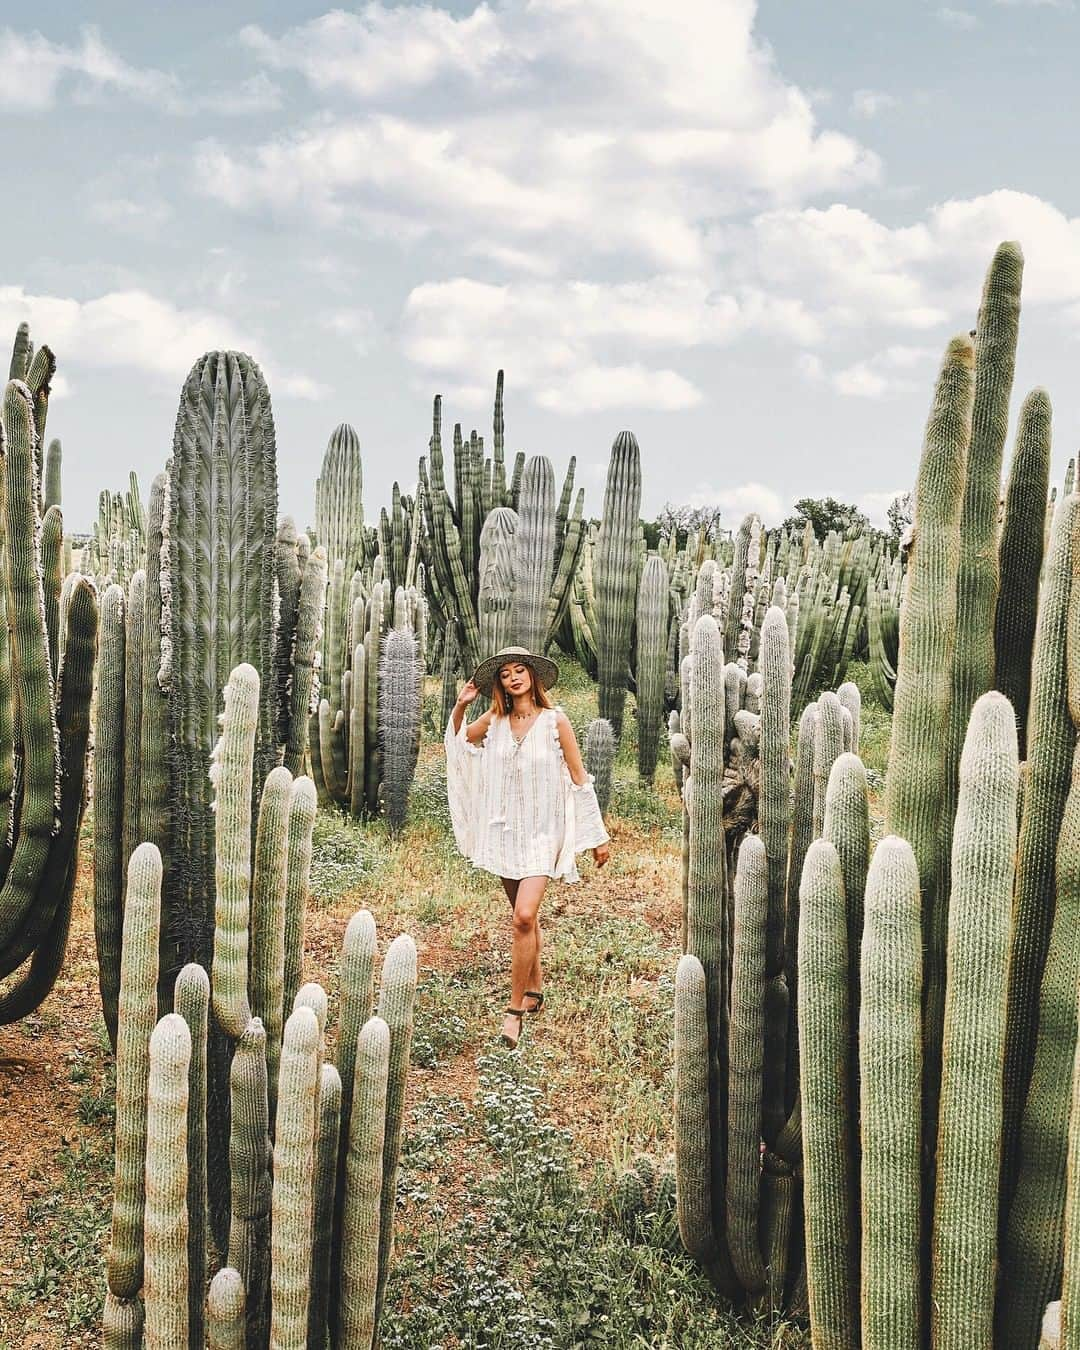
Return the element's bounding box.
[445,706,610,882]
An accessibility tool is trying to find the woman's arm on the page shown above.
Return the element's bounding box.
[450,681,493,745]
[555,711,589,784]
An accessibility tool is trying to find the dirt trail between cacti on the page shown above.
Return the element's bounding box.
[0,801,684,1347]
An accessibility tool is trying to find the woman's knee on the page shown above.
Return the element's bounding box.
[511,907,538,938]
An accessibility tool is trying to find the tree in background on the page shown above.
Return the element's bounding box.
[649,502,727,550]
[781,496,869,542]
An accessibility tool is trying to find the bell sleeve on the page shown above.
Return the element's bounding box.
[444,713,483,859]
[570,776,610,852]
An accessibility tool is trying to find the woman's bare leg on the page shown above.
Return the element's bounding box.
[503,875,547,1044]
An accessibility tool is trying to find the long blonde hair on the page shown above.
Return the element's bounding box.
[489,663,555,717]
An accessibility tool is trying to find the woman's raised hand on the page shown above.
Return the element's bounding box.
[456,679,480,707]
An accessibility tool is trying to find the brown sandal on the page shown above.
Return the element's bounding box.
[524,990,545,1014]
[500,1008,526,1049]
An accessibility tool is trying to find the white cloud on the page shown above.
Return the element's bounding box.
[401,274,823,413]
[0,25,280,115]
[937,7,979,26]
[851,89,897,118]
[88,197,173,234]
[202,0,878,272]
[0,287,323,404]
[276,373,332,400]
[239,7,508,98]
[684,480,785,524]
[994,0,1073,7]
[858,489,908,526]
[323,309,378,355]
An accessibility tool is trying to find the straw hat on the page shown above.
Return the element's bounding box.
[471,646,560,697]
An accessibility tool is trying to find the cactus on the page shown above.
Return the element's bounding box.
[510,454,556,652]
[478,506,518,657]
[339,1016,390,1349]
[106,844,163,1302]
[174,963,208,1349]
[999,499,1080,1344]
[207,1268,246,1350]
[378,626,423,832]
[798,838,858,1347]
[270,1005,321,1349]
[315,423,368,575]
[229,1017,272,1346]
[594,431,643,735]
[1000,493,1079,1207]
[726,835,767,1294]
[0,359,98,1023]
[308,1062,342,1350]
[994,388,1052,757]
[143,1013,191,1350]
[884,332,974,1206]
[584,717,616,816]
[95,584,126,1047]
[859,837,922,1350]
[636,554,669,780]
[931,692,1017,1348]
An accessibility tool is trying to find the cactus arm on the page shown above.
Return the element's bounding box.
[143,1012,191,1349]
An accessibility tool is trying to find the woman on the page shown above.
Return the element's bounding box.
[445,646,611,1048]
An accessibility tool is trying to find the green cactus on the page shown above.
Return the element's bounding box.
[726,834,767,1295]
[339,1015,390,1349]
[308,1062,343,1350]
[858,837,922,1350]
[283,775,318,1026]
[584,717,616,816]
[594,432,643,735]
[478,506,518,657]
[674,953,731,1293]
[758,607,790,983]
[884,333,974,1205]
[1001,492,1079,1208]
[379,626,423,832]
[209,663,260,1040]
[227,1018,272,1348]
[106,843,163,1302]
[250,764,293,1123]
[636,555,669,781]
[510,455,556,652]
[103,1292,144,1349]
[994,389,1052,757]
[374,933,419,1328]
[999,501,1080,1344]
[614,1169,648,1224]
[812,692,844,840]
[270,1005,320,1348]
[798,838,858,1348]
[143,1012,191,1350]
[931,692,1017,1348]
[206,1268,246,1350]
[174,962,209,1350]
[315,423,367,576]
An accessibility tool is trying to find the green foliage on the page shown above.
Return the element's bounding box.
[781,497,869,543]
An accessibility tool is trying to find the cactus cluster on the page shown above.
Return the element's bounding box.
[83,471,145,587]
[104,662,418,1347]
[310,425,426,827]
[0,325,99,1024]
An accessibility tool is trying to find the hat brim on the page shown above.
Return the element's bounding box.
[472,650,560,697]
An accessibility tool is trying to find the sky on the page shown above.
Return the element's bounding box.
[3,0,1079,531]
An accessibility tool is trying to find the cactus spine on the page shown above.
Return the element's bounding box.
[143,1013,190,1350]
[635,554,669,780]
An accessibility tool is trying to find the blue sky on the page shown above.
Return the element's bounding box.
[3,0,1079,530]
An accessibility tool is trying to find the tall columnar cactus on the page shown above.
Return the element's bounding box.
[315,422,368,576]
[270,1005,320,1349]
[340,1016,390,1348]
[798,838,859,1347]
[143,1013,191,1350]
[593,431,643,736]
[859,837,922,1350]
[726,835,767,1294]
[993,388,1052,756]
[478,506,518,657]
[635,554,669,781]
[0,350,98,1024]
[930,691,1017,1348]
[167,350,279,980]
[378,626,423,832]
[174,962,209,1349]
[44,435,61,510]
[584,717,617,816]
[106,844,163,1308]
[883,332,974,1197]
[510,454,556,652]
[999,498,1080,1345]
